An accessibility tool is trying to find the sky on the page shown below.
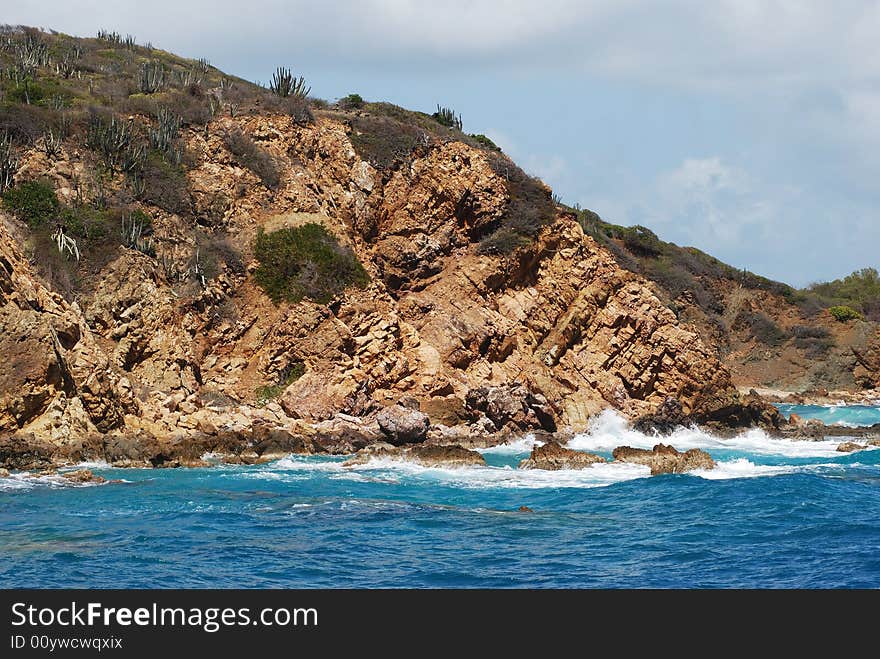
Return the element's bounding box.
[5,1,880,286]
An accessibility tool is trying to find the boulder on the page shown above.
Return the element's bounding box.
[836,441,864,452]
[612,443,715,474]
[375,405,430,445]
[518,440,606,470]
[0,467,9,477]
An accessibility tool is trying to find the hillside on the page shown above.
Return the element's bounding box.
[2,26,871,466]
[575,211,879,393]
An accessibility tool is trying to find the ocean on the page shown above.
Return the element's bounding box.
[2,405,878,588]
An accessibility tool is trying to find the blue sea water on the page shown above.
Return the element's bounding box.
[1,407,879,589]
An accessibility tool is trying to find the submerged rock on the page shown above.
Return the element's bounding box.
[612,443,715,474]
[518,440,606,470]
[343,443,485,468]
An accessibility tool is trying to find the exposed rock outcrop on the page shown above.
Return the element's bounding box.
[612,443,715,474]
[343,443,486,468]
[518,440,606,470]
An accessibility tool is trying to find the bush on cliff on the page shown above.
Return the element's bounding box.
[252,223,369,304]
[828,305,863,322]
[222,129,281,189]
[1,179,59,227]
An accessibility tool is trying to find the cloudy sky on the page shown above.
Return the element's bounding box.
[7,1,880,286]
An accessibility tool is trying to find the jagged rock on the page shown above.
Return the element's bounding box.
[612,443,715,474]
[632,397,687,434]
[518,440,606,470]
[62,469,106,484]
[0,433,57,470]
[465,384,557,432]
[693,389,787,431]
[375,405,430,445]
[837,441,865,452]
[251,425,319,456]
[343,443,485,468]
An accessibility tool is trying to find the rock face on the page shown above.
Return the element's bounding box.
[612,443,716,474]
[853,334,880,389]
[0,109,776,464]
[518,441,606,470]
[343,443,486,468]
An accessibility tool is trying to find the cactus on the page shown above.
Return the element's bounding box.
[87,113,145,174]
[41,130,62,159]
[97,30,122,44]
[0,132,19,193]
[150,108,181,152]
[51,226,80,261]
[139,61,165,93]
[121,211,155,256]
[269,67,310,98]
[432,105,462,130]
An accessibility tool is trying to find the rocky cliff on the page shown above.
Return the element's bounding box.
[0,27,788,467]
[0,110,766,463]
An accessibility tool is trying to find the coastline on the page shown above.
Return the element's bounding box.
[2,396,879,477]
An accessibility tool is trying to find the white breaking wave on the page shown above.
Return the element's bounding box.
[252,454,652,489]
[566,409,860,458]
[478,434,544,455]
[691,459,797,480]
[0,472,108,492]
[71,460,112,469]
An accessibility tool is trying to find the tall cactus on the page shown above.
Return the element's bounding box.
[139,61,165,93]
[0,132,19,193]
[269,67,310,98]
[433,105,463,130]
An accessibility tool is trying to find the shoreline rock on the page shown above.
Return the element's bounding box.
[343,443,486,468]
[611,443,715,475]
[518,441,606,470]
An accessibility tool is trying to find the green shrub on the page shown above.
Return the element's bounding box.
[469,133,500,151]
[477,227,530,255]
[349,114,426,170]
[59,204,111,240]
[222,129,280,189]
[253,223,369,304]
[1,179,59,227]
[338,93,364,110]
[255,361,305,405]
[828,305,863,322]
[139,151,191,214]
[621,225,663,257]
